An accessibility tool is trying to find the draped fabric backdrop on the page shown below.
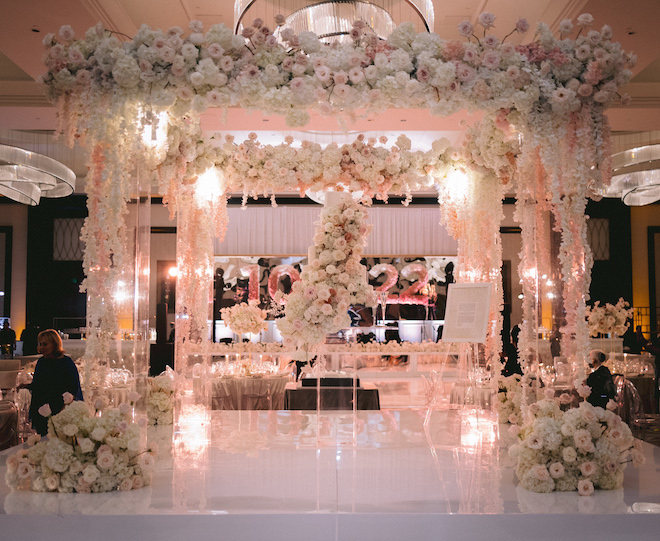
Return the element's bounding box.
[216,205,458,256]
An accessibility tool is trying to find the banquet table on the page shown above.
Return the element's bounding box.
[211,374,289,410]
[283,382,380,410]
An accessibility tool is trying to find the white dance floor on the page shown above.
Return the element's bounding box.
[2,408,660,541]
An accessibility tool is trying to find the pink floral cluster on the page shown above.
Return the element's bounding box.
[40,12,634,132]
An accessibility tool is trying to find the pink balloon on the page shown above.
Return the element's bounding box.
[268,265,301,304]
[370,263,399,293]
[239,264,260,302]
[399,263,430,305]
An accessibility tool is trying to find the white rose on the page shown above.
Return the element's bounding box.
[82,465,100,484]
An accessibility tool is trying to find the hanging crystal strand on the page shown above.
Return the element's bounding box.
[131,150,151,421]
[514,140,543,410]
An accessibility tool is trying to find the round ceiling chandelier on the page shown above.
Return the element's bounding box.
[603,144,660,206]
[0,144,76,205]
[234,0,434,43]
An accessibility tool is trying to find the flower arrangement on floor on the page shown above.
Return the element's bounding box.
[277,193,376,356]
[5,395,156,493]
[510,398,645,495]
[220,301,268,336]
[495,374,523,425]
[586,298,634,337]
[148,371,175,426]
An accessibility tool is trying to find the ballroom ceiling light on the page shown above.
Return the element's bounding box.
[234,0,434,43]
[0,144,75,205]
[603,144,660,206]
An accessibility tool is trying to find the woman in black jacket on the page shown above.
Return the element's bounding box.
[28,329,83,435]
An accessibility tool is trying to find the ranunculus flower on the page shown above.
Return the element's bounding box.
[62,392,74,405]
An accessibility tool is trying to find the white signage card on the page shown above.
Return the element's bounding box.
[441,283,492,344]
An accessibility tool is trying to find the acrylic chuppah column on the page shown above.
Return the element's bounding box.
[172,173,224,444]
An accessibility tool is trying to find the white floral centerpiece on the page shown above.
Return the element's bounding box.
[148,371,175,426]
[220,301,268,336]
[586,298,633,337]
[277,192,376,357]
[509,398,645,495]
[495,374,523,425]
[5,395,156,493]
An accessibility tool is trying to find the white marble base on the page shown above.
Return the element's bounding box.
[2,409,660,540]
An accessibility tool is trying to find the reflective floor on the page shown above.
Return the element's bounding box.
[2,409,660,540]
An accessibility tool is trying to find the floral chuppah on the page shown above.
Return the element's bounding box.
[39,14,633,412]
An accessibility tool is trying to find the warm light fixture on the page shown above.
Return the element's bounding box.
[603,144,660,206]
[234,1,434,43]
[0,144,75,205]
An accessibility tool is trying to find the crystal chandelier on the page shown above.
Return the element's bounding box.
[603,144,660,206]
[0,144,76,205]
[234,0,434,42]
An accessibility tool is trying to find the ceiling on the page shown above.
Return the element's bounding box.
[0,0,659,186]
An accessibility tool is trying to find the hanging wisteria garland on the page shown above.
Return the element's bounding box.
[434,115,519,363]
[38,13,634,378]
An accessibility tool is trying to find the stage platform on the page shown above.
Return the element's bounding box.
[1,409,660,541]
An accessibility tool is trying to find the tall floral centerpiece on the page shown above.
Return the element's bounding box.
[221,301,268,337]
[5,397,156,493]
[586,298,633,338]
[277,192,376,360]
[586,298,633,361]
[510,398,644,495]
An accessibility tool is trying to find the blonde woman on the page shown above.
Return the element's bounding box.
[27,329,83,435]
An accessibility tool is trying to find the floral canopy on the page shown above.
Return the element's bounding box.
[40,12,633,385]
